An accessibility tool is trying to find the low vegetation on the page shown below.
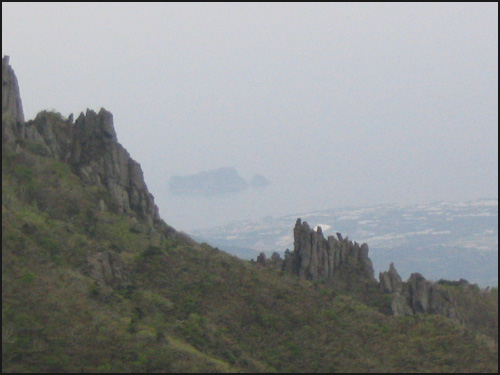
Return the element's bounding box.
[2,134,498,372]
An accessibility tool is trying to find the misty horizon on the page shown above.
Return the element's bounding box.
[3,3,498,232]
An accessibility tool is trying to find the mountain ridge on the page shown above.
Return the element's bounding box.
[3,56,179,239]
[2,55,497,372]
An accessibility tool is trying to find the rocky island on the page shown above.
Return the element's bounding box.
[169,167,269,196]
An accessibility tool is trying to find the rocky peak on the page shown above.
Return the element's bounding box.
[2,56,162,228]
[2,55,25,143]
[74,108,116,143]
[69,108,159,224]
[379,263,414,316]
[283,218,376,283]
[379,263,403,294]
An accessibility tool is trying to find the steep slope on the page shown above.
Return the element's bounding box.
[2,56,498,373]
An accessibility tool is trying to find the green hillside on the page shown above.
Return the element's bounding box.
[2,55,498,372]
[2,117,498,373]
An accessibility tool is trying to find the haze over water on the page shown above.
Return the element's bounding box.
[3,3,498,233]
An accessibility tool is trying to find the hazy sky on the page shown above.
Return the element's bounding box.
[2,3,498,230]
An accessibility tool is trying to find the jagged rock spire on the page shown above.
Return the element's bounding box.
[1,56,161,227]
[285,218,376,282]
[2,55,25,143]
[69,108,159,223]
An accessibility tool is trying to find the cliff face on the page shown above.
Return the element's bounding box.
[69,109,159,223]
[2,56,163,228]
[2,55,25,143]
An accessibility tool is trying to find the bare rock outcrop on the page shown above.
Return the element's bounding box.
[379,263,414,316]
[2,56,161,227]
[280,219,462,322]
[27,111,74,159]
[69,108,159,223]
[380,263,462,322]
[88,250,129,288]
[407,273,461,322]
[283,218,376,284]
[2,55,25,143]
[379,263,403,294]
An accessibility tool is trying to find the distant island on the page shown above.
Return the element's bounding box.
[169,167,269,196]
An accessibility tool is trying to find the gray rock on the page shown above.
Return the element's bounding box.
[69,108,159,223]
[287,218,375,283]
[379,263,413,316]
[294,219,312,279]
[379,263,403,294]
[30,111,73,159]
[408,273,431,313]
[379,264,462,321]
[88,250,128,287]
[2,57,161,228]
[2,55,25,144]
